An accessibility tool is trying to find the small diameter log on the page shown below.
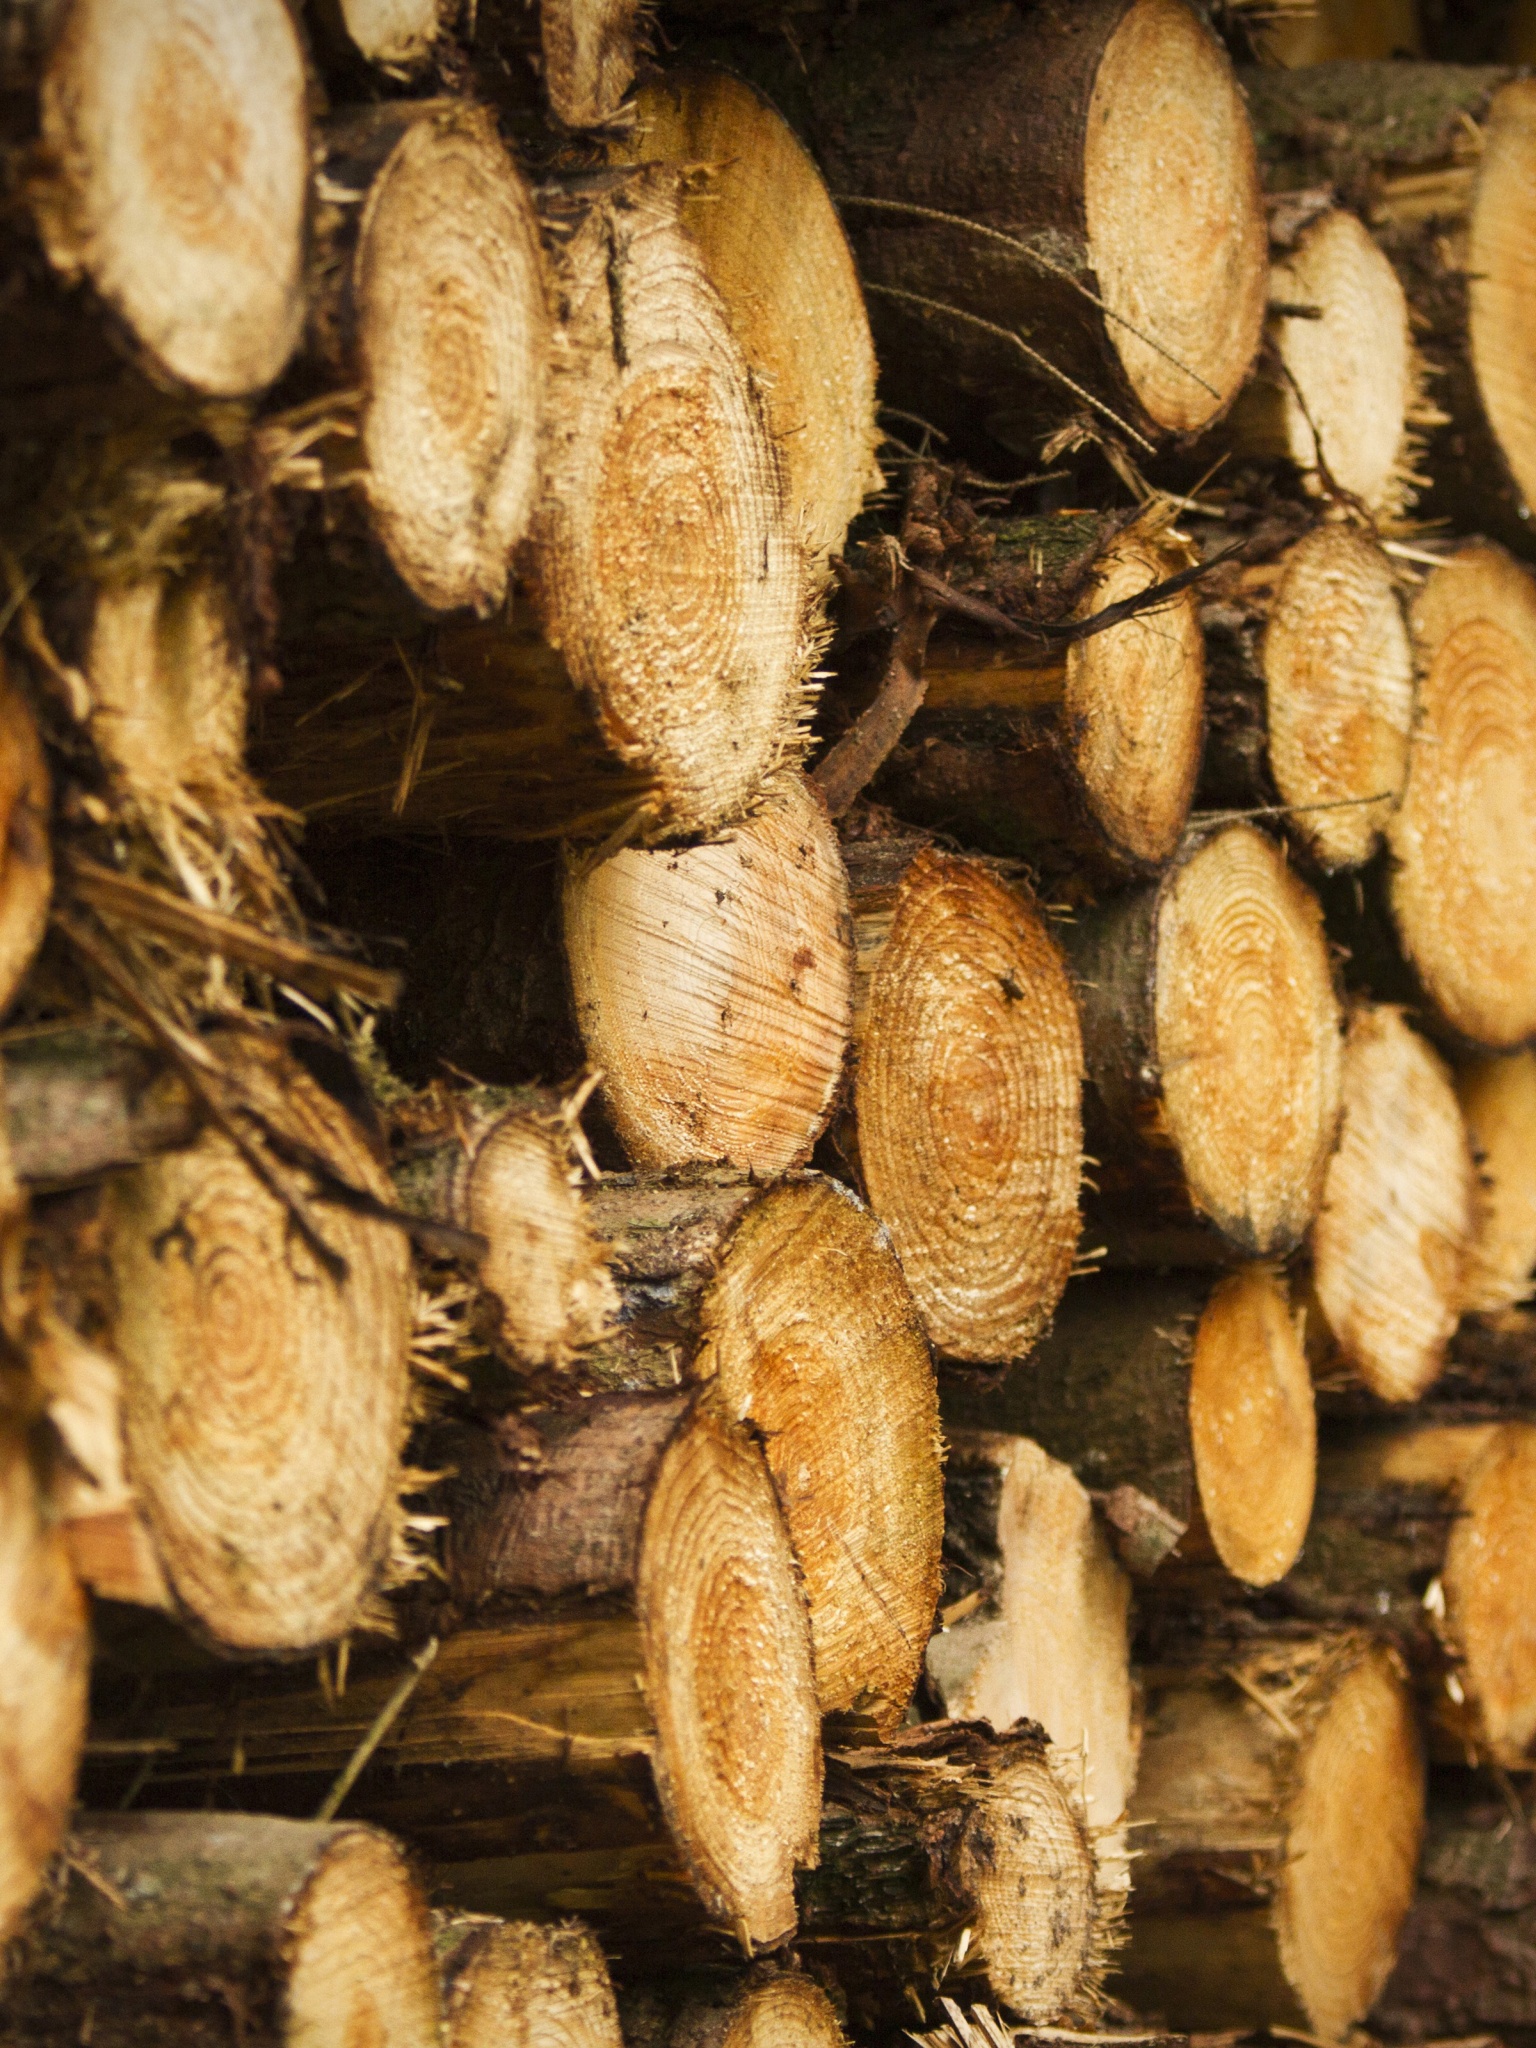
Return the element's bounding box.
[621,1967,844,2048]
[47,1034,417,1653]
[26,0,308,397]
[564,774,853,1177]
[540,0,642,126]
[1387,544,1536,1048]
[442,1917,623,2048]
[2,1813,440,2047]
[327,0,449,75]
[842,838,1083,1365]
[305,101,550,616]
[926,1431,1136,1850]
[0,1422,88,1948]
[0,654,51,1012]
[1459,1049,1536,1312]
[880,522,1205,883]
[1309,1004,1476,1403]
[1063,822,1342,1258]
[1,1031,197,1188]
[800,1723,1104,2032]
[1116,1634,1424,2041]
[1199,525,1414,873]
[609,70,880,560]
[944,1266,1315,1589]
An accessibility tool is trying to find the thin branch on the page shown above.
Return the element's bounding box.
[812,593,938,817]
[314,1638,440,1823]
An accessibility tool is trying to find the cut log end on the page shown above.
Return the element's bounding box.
[0,661,52,1016]
[1066,528,1205,868]
[1458,1048,1536,1312]
[284,1826,441,2046]
[1189,1265,1315,1586]
[564,774,853,1177]
[1441,1421,1536,1766]
[356,104,549,615]
[638,1407,822,1952]
[854,850,1083,1363]
[657,1966,846,2048]
[1312,1004,1475,1403]
[1469,79,1536,519]
[339,0,446,71]
[443,1919,622,2048]
[1082,0,1268,435]
[1154,825,1342,1255]
[1391,544,1536,1047]
[700,1175,942,1730]
[541,0,641,127]
[1262,527,1414,871]
[34,0,308,396]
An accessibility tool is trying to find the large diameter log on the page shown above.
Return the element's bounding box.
[1199,527,1414,873]
[620,1964,845,2048]
[1459,1049,1536,1312]
[1063,823,1342,1258]
[843,839,1082,1364]
[800,1723,1103,2031]
[26,0,308,397]
[926,1431,1136,1851]
[609,69,880,561]
[944,1266,1315,1588]
[563,774,853,1176]
[880,523,1204,882]
[1116,1635,1424,2041]
[443,1917,622,2048]
[2,1813,440,2046]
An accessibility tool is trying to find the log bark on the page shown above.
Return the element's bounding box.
[942,1266,1316,1589]
[0,1030,198,1188]
[1061,822,1343,1259]
[1197,526,1415,873]
[619,1963,845,2048]
[442,1916,623,2048]
[1459,1048,1536,1312]
[1116,1633,1424,2042]
[840,835,1084,1366]
[1,1813,441,2047]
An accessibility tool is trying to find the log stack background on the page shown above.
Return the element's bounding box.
[7,0,1536,2042]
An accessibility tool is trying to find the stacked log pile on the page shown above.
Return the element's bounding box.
[3,3,1536,2045]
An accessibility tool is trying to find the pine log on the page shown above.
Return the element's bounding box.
[1307,1004,1475,1403]
[563,774,853,1176]
[38,1033,417,1654]
[943,1266,1316,1589]
[1116,1634,1424,2041]
[0,1419,88,1949]
[840,836,1083,1365]
[1,1813,440,2047]
[442,1916,623,2048]
[1198,526,1414,873]
[608,69,880,561]
[926,1431,1136,1853]
[0,653,51,1012]
[1062,823,1342,1259]
[1459,1049,1536,1312]
[619,1963,845,2048]
[878,521,1205,884]
[798,1723,1104,2032]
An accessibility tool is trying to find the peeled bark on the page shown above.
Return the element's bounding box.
[1062,822,1343,1259]
[564,775,853,1177]
[1308,1004,1477,1403]
[943,1266,1316,1590]
[841,836,1083,1365]
[609,69,881,560]
[1459,1048,1536,1312]
[1116,1634,1424,2042]
[619,1964,845,2048]
[1,1813,440,2047]
[442,1917,623,2048]
[1198,526,1414,873]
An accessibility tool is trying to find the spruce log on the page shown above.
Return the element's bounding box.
[609,69,880,561]
[620,1963,845,2048]
[943,1266,1316,1589]
[442,1916,623,2048]
[878,522,1205,883]
[799,1723,1104,2032]
[0,653,50,1012]
[1062,823,1342,1259]
[563,774,853,1176]
[0,1420,88,1948]
[1198,526,1414,873]
[1,1813,440,2047]
[1459,1048,1536,1312]
[841,836,1083,1365]
[1308,1004,1476,1403]
[1116,1634,1424,2041]
[926,1431,1136,1850]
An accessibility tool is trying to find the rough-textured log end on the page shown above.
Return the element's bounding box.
[854,850,1083,1364]
[611,70,881,560]
[1391,544,1536,1046]
[338,0,446,73]
[0,659,52,1015]
[1189,1265,1315,1586]
[1262,527,1414,871]
[1154,825,1342,1255]
[1459,1048,1536,1311]
[444,1918,622,2048]
[639,1408,822,1951]
[627,1964,847,2048]
[1470,80,1536,521]
[700,1174,942,1729]
[1438,1421,1536,1766]
[33,0,308,396]
[541,0,641,126]
[564,774,852,1175]
[1312,1005,1475,1402]
[100,1037,416,1652]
